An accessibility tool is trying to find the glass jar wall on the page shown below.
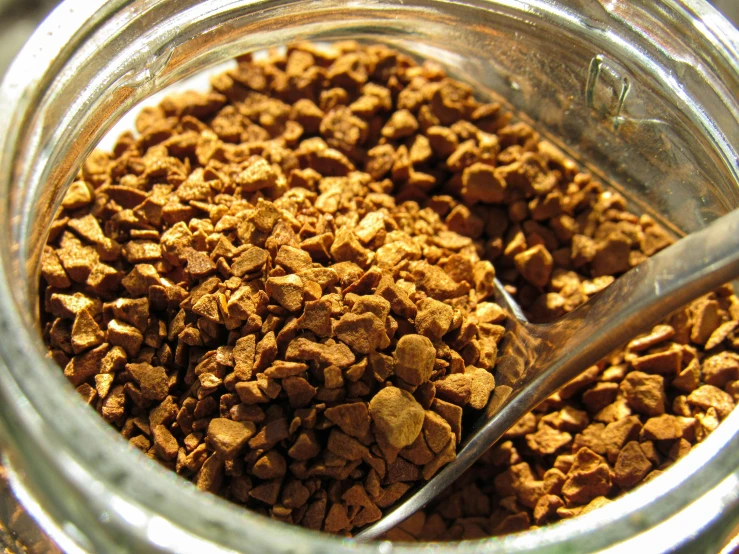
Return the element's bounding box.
[1,1,739,552]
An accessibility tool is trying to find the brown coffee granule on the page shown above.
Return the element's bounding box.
[40,41,739,539]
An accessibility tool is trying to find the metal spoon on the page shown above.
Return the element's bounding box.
[356,208,739,540]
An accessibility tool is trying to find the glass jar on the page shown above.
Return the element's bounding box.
[1,0,739,552]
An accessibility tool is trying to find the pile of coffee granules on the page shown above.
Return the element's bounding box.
[40,41,739,539]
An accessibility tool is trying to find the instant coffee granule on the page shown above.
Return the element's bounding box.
[40,41,739,539]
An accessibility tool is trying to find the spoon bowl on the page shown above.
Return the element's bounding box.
[356,207,739,540]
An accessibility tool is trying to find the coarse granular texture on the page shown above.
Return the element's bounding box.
[39,41,739,539]
[393,292,739,540]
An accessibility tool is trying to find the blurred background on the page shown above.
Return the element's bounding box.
[714,0,739,25]
[1,0,738,78]
[0,0,56,77]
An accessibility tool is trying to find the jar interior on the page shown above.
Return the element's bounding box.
[18,1,739,311]
[3,0,739,552]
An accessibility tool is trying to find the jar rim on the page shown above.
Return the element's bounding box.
[1,1,738,552]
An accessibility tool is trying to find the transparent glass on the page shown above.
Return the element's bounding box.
[0,0,739,552]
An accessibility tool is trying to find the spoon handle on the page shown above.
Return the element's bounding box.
[524,206,739,408]
[355,208,739,540]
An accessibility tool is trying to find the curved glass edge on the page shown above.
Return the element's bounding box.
[0,0,738,553]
